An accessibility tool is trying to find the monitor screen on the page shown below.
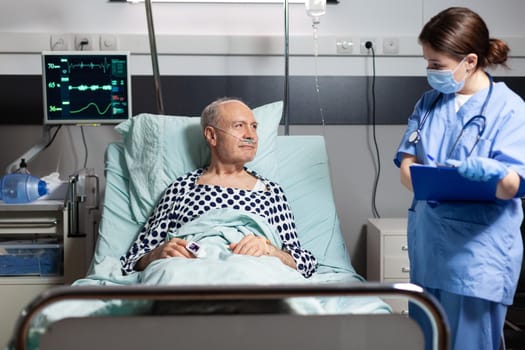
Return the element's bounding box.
[42,51,132,125]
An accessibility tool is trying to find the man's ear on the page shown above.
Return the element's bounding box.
[204,126,217,146]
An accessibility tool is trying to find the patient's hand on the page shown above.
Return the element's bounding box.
[230,234,297,270]
[229,234,270,257]
[135,237,194,271]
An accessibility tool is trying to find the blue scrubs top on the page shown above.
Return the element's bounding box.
[394,82,525,305]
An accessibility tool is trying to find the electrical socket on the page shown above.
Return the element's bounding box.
[50,34,72,51]
[360,38,376,54]
[100,34,118,51]
[74,34,97,51]
[336,37,354,55]
[383,37,400,54]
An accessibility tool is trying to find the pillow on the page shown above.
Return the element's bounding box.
[115,101,283,224]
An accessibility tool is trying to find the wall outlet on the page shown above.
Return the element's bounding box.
[74,34,97,51]
[336,37,354,55]
[50,34,72,51]
[383,37,400,54]
[100,34,118,51]
[360,38,376,54]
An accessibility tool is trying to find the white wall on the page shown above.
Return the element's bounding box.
[1,0,524,275]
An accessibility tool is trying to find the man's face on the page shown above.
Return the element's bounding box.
[212,101,258,164]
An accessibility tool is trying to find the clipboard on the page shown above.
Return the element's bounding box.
[410,164,498,201]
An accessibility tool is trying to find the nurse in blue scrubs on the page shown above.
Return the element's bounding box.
[394,7,525,350]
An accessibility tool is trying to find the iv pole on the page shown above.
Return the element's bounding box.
[145,0,165,115]
[283,0,290,135]
[142,0,287,124]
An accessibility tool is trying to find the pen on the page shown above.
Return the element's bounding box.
[426,154,438,166]
[426,154,448,167]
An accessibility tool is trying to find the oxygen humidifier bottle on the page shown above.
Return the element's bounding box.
[0,173,48,204]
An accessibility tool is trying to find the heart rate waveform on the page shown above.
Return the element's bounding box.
[70,102,113,116]
[49,57,127,78]
[61,57,111,74]
[69,84,113,92]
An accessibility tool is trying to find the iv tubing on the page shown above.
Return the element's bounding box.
[312,22,326,129]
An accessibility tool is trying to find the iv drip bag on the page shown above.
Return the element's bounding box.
[305,0,326,21]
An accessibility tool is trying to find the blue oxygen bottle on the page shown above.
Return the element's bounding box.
[0,173,48,204]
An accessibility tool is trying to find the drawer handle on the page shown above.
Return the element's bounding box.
[401,267,410,273]
[401,245,408,251]
[0,219,58,228]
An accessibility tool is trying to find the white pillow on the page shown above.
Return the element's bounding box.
[115,101,283,224]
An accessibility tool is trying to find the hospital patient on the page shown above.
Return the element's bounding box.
[120,97,317,278]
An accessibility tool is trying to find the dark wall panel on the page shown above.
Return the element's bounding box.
[1,75,523,125]
[0,75,43,125]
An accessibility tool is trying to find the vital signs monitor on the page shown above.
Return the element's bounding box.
[41,51,132,125]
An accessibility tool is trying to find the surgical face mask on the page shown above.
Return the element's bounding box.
[426,58,467,94]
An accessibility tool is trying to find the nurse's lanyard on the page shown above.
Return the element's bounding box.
[408,73,494,154]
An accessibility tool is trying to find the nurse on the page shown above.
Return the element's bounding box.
[394,7,525,350]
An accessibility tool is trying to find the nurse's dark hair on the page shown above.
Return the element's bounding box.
[418,7,509,69]
[200,97,247,133]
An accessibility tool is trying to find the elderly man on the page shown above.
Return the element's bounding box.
[121,98,317,278]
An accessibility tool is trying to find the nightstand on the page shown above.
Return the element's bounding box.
[367,218,409,314]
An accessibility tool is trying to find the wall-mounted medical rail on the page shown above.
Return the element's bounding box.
[11,282,450,350]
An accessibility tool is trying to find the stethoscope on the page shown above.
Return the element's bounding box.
[408,74,494,156]
[447,115,486,158]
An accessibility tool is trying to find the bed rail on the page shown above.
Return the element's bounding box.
[11,282,449,350]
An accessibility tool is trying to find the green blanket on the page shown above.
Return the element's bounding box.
[17,210,391,350]
[142,208,307,286]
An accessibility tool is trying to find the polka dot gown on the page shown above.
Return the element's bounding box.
[120,168,317,278]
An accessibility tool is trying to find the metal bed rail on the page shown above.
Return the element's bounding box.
[11,282,450,350]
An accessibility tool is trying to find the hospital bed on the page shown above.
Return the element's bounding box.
[8,101,449,350]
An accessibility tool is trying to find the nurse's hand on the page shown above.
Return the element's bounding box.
[452,157,508,182]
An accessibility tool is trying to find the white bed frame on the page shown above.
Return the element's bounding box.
[11,283,449,350]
